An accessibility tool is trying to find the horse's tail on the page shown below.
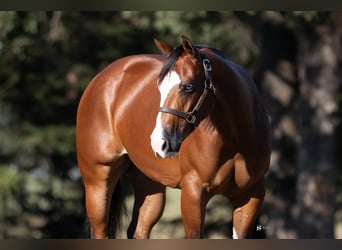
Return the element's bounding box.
[107,179,127,238]
[84,179,127,239]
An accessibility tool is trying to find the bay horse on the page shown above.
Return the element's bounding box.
[76,35,271,239]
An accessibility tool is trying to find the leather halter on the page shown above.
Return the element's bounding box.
[158,54,216,128]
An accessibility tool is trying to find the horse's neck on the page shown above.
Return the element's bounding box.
[210,67,256,140]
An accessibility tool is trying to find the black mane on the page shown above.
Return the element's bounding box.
[158,45,184,82]
[158,44,227,82]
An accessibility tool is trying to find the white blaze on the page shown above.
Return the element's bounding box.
[150,71,181,158]
[158,70,181,107]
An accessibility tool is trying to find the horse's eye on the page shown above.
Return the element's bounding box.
[181,83,195,94]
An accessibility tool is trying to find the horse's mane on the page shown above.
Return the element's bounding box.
[197,45,227,59]
[158,44,227,83]
[158,45,184,83]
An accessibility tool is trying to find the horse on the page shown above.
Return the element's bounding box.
[76,35,271,239]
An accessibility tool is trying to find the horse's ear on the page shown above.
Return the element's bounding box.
[154,38,173,56]
[181,35,196,57]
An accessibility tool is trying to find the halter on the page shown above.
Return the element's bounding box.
[158,54,216,128]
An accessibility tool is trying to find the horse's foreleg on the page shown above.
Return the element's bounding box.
[180,175,207,239]
[231,178,265,239]
[127,167,166,239]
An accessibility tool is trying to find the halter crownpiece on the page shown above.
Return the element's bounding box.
[202,57,216,94]
[158,54,216,128]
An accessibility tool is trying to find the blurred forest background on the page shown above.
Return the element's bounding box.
[0,11,342,239]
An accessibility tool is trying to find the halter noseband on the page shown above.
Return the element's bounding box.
[158,55,216,128]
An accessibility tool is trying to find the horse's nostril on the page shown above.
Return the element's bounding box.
[161,135,181,153]
[161,138,169,152]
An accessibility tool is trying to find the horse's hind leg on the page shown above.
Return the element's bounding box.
[230,178,265,239]
[127,165,166,239]
[80,156,128,239]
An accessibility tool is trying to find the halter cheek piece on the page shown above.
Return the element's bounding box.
[158,55,216,128]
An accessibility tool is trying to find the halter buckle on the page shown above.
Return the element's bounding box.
[205,80,216,95]
[185,112,197,125]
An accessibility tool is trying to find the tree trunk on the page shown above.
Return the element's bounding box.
[245,11,299,238]
[295,12,341,238]
[237,11,341,238]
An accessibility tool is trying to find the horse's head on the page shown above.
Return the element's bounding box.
[150,36,216,158]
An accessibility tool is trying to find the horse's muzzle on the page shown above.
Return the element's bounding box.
[150,128,181,159]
